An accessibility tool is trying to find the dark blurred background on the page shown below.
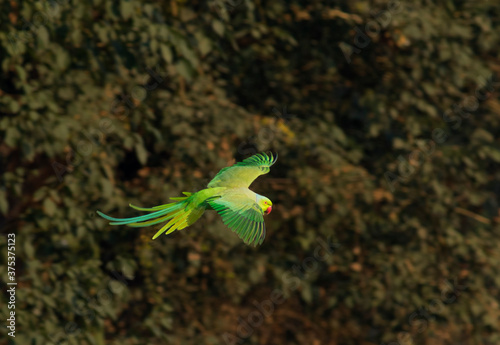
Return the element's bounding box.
[1,0,500,344]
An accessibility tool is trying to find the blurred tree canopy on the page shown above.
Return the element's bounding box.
[1,0,500,344]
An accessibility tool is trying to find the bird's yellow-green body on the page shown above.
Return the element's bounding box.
[97,152,277,246]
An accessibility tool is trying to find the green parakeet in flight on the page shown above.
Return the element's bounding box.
[97,152,277,246]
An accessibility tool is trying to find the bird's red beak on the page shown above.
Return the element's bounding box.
[265,206,272,215]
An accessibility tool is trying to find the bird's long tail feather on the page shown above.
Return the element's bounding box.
[96,192,195,239]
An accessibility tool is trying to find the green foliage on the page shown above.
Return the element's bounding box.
[1,0,500,344]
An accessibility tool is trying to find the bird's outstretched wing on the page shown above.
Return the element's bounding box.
[207,152,277,188]
[208,193,266,246]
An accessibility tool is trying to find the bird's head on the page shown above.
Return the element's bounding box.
[256,195,273,215]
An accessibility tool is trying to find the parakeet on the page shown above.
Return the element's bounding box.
[97,152,277,246]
